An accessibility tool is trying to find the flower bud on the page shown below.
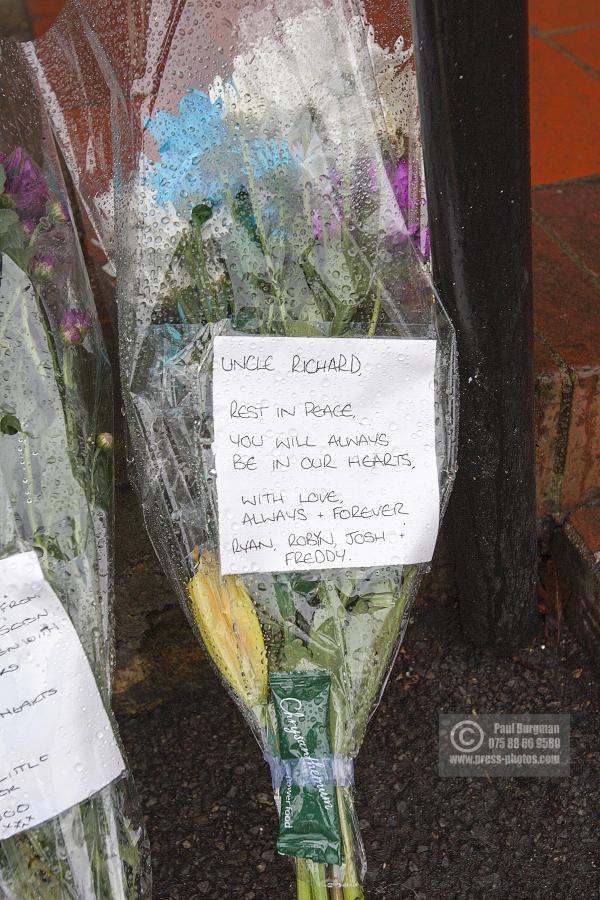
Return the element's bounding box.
[188,550,267,710]
[96,432,114,452]
[31,252,55,282]
[47,199,69,225]
[0,193,16,210]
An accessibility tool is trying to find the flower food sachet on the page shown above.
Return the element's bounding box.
[27,0,458,895]
[270,671,342,865]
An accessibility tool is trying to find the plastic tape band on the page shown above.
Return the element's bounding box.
[264,753,354,790]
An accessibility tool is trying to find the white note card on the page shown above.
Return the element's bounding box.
[212,336,440,575]
[0,551,125,838]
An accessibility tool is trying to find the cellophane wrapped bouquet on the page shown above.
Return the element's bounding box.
[27,0,457,895]
[0,40,150,899]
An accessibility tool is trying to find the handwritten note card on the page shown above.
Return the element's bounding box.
[212,336,439,575]
[0,551,125,838]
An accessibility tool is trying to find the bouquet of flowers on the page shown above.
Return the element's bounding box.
[28,0,456,895]
[0,41,149,899]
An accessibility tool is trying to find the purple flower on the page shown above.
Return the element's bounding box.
[60,308,92,345]
[311,208,324,240]
[390,158,411,213]
[389,159,431,259]
[311,206,343,241]
[0,147,49,233]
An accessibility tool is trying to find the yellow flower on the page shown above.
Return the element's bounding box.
[187,550,268,710]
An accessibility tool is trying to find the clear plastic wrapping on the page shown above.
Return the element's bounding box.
[0,40,150,899]
[27,1,457,895]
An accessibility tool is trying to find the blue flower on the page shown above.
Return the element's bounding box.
[143,88,293,213]
[144,90,228,207]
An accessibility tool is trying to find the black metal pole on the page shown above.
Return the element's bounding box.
[410,0,537,650]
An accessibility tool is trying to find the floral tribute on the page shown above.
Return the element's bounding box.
[26,0,456,896]
[109,2,457,896]
[0,42,149,900]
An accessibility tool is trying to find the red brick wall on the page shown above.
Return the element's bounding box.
[24,0,64,36]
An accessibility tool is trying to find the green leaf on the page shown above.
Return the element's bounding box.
[0,164,5,194]
[232,304,263,333]
[274,581,296,622]
[0,413,21,434]
[279,638,313,670]
[232,188,260,243]
[284,319,325,337]
[191,203,213,229]
[1,224,26,252]
[291,575,320,597]
[33,530,69,562]
[0,207,19,234]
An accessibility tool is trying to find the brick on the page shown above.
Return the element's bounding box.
[364,0,412,50]
[533,224,600,508]
[533,224,600,371]
[34,0,148,91]
[533,179,600,281]
[529,0,600,31]
[562,372,600,508]
[555,27,600,72]
[31,14,55,37]
[552,510,600,666]
[534,337,566,516]
[529,37,600,184]
[25,0,64,17]
[569,507,600,554]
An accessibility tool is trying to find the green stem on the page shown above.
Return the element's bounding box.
[336,787,364,900]
[80,445,102,553]
[296,858,313,900]
[26,215,51,249]
[89,446,101,510]
[307,861,329,900]
[21,435,38,540]
[239,138,289,332]
[60,345,87,489]
[367,282,381,337]
[63,343,75,390]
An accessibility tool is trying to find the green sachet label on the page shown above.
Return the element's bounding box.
[270,670,342,865]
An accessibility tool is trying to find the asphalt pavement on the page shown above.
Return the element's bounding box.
[118,546,600,899]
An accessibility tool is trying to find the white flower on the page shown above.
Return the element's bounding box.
[213,2,384,168]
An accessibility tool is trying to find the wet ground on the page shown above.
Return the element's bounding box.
[117,521,600,900]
